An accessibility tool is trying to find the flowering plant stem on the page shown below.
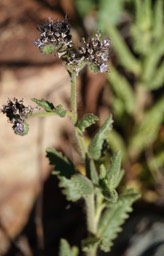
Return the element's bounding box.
[70,71,78,124]
[69,70,97,256]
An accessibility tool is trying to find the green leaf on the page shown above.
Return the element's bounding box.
[77,113,99,133]
[55,105,67,117]
[129,98,164,158]
[46,148,75,178]
[106,151,124,189]
[88,115,113,160]
[58,174,94,202]
[148,63,164,90]
[142,36,164,84]
[32,98,55,112]
[82,234,100,252]
[98,152,124,202]
[59,239,79,256]
[98,189,140,252]
[86,157,99,185]
[108,67,135,114]
[99,169,119,202]
[107,130,127,161]
[106,24,141,75]
[98,0,125,26]
[32,99,66,117]
[153,0,164,40]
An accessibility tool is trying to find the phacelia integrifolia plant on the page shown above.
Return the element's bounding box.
[1,18,139,256]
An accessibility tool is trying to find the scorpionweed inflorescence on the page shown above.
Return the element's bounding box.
[0,18,140,256]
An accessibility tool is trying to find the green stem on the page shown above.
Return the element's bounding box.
[70,71,78,124]
[85,194,97,234]
[69,71,97,256]
[30,111,56,118]
[85,194,97,256]
[69,71,88,160]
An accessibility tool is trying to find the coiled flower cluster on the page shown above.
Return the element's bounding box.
[1,98,34,135]
[34,18,73,55]
[34,18,111,74]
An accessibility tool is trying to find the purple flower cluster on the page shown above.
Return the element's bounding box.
[1,98,33,135]
[34,18,73,54]
[34,18,111,73]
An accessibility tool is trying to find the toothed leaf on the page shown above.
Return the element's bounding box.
[78,113,98,133]
[58,174,94,202]
[59,239,79,256]
[106,151,124,189]
[98,189,140,252]
[88,115,113,160]
[32,98,55,112]
[46,148,75,178]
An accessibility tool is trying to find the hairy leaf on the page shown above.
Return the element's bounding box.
[77,113,98,133]
[58,174,94,202]
[88,115,113,160]
[46,148,75,178]
[82,234,100,252]
[106,151,124,189]
[55,105,67,117]
[98,152,124,201]
[32,98,55,112]
[98,189,140,252]
[59,239,79,256]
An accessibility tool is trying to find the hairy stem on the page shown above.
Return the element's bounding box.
[69,71,97,256]
[70,71,78,124]
[85,194,97,234]
[85,194,97,256]
[69,71,88,160]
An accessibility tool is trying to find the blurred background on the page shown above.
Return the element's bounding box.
[0,0,163,255]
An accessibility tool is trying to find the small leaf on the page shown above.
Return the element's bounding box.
[88,115,113,160]
[98,189,140,252]
[99,175,118,202]
[77,113,99,133]
[82,234,100,252]
[106,151,124,189]
[58,174,94,202]
[32,98,55,112]
[55,105,67,117]
[59,239,79,256]
[99,159,123,202]
[86,156,99,185]
[46,148,75,178]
